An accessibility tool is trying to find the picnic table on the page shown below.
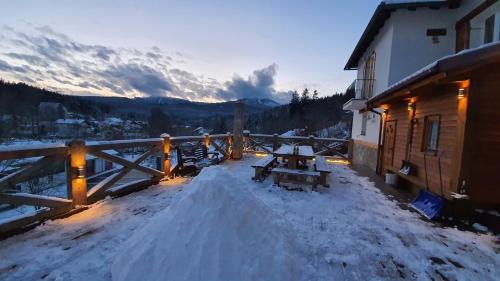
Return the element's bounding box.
[273,145,314,169]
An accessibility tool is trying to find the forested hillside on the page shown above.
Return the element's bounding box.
[245,88,354,135]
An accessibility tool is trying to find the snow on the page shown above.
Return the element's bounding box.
[472,223,489,233]
[113,167,307,281]
[274,145,314,157]
[0,156,498,280]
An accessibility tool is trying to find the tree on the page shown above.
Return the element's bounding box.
[313,90,319,100]
[289,90,300,117]
[300,88,310,104]
[147,107,172,137]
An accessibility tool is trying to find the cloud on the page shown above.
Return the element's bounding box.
[0,25,290,103]
[216,64,291,103]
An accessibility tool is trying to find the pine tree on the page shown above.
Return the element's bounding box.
[300,88,309,103]
[313,90,319,100]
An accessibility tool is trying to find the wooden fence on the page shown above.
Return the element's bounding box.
[0,132,347,237]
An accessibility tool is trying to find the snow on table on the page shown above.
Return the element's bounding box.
[0,156,498,281]
[273,145,314,157]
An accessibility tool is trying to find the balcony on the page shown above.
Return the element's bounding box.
[342,78,375,111]
[342,98,367,111]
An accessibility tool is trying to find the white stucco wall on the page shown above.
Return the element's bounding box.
[388,8,456,85]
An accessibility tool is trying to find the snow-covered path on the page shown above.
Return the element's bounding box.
[0,156,498,280]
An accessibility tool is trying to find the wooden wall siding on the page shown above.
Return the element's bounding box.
[464,66,500,205]
[385,84,461,199]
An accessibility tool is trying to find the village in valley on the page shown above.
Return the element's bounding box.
[0,1,499,280]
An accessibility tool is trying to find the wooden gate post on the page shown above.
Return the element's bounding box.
[272,133,279,151]
[232,101,245,160]
[161,133,171,177]
[66,139,87,206]
[226,132,233,159]
[204,133,210,158]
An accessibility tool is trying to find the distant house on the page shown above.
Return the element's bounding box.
[86,150,119,177]
[55,119,92,138]
[343,0,500,212]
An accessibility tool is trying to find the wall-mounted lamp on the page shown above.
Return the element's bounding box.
[458,88,465,99]
[77,167,86,178]
[407,102,415,111]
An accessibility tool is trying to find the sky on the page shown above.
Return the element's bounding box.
[0,0,379,103]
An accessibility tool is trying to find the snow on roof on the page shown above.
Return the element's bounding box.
[55,119,86,125]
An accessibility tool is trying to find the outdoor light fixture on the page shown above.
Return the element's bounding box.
[458,88,465,99]
[77,167,85,178]
[407,102,415,111]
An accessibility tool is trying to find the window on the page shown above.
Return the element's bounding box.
[484,15,495,44]
[422,115,440,153]
[361,112,368,136]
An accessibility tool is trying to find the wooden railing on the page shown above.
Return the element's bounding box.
[0,133,232,237]
[243,131,349,158]
[0,132,346,237]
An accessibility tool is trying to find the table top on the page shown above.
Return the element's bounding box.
[273,145,314,158]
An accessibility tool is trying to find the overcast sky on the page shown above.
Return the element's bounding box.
[0,0,379,103]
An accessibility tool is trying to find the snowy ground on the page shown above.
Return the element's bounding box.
[0,156,498,280]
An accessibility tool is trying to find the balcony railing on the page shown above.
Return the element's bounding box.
[355,78,375,99]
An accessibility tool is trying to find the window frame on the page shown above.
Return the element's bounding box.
[421,115,441,154]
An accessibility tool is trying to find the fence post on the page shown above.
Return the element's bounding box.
[204,133,210,158]
[226,132,233,159]
[232,101,245,160]
[272,133,279,151]
[66,139,87,206]
[243,130,250,152]
[161,133,171,178]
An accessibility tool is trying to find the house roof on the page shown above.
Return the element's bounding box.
[367,42,500,106]
[344,0,457,70]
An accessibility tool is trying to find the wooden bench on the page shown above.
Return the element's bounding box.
[314,156,332,187]
[251,156,277,181]
[271,167,320,189]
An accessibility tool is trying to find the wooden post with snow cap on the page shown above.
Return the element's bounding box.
[232,101,245,160]
[66,139,87,206]
[161,133,171,178]
[204,133,210,158]
[226,132,233,159]
[272,133,279,151]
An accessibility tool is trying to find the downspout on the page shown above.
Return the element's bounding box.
[368,108,384,175]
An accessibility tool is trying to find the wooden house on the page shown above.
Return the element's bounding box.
[367,42,500,213]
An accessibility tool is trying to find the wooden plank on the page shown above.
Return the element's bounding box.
[108,178,159,198]
[0,155,63,191]
[210,140,228,159]
[0,145,67,161]
[89,150,164,178]
[86,138,162,152]
[0,206,72,236]
[87,146,159,202]
[0,193,72,208]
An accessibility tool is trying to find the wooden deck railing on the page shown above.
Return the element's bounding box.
[0,132,346,237]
